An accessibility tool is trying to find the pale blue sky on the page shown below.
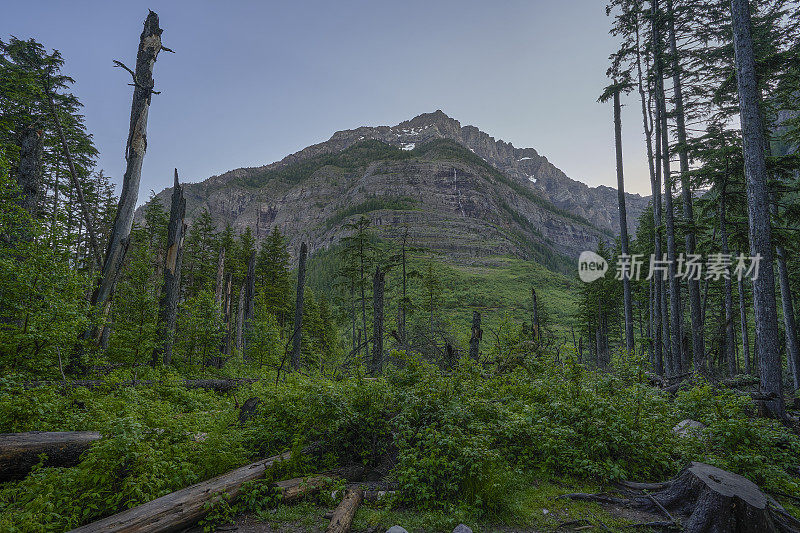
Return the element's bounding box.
[4,0,651,204]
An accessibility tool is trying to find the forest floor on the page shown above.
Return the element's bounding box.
[188,483,668,533]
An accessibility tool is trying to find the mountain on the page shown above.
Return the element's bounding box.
[140,111,648,272]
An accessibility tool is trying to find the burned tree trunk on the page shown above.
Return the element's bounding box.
[290,242,307,370]
[0,431,101,482]
[469,311,482,360]
[93,11,168,314]
[153,170,185,367]
[371,266,385,375]
[731,0,784,418]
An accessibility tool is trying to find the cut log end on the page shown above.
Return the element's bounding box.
[637,462,790,533]
[326,488,364,533]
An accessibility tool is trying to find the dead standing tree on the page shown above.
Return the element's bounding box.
[91,11,171,339]
[152,170,185,366]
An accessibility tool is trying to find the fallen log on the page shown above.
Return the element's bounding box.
[0,431,101,482]
[326,488,363,533]
[276,475,330,503]
[68,450,292,533]
[22,378,257,393]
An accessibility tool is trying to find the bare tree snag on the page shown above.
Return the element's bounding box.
[326,488,364,533]
[153,170,185,367]
[730,0,784,418]
[371,266,385,375]
[469,311,482,360]
[290,242,307,370]
[0,431,101,482]
[93,10,168,313]
[68,450,293,533]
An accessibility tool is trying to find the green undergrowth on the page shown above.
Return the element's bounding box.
[1,354,799,531]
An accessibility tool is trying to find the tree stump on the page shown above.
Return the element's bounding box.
[636,462,798,533]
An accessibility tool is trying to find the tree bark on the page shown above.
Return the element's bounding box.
[0,431,101,482]
[326,488,364,533]
[613,89,635,353]
[665,0,705,375]
[653,0,683,378]
[290,242,307,370]
[93,11,166,312]
[738,271,752,375]
[153,170,185,367]
[68,450,293,533]
[730,0,784,418]
[469,310,482,360]
[776,245,799,390]
[371,266,385,375]
[720,182,738,376]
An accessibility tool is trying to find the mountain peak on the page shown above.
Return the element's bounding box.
[399,110,461,133]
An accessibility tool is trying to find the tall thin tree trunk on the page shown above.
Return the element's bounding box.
[634,9,664,375]
[653,0,683,378]
[236,284,245,354]
[43,92,102,268]
[776,247,799,390]
[222,272,232,356]
[730,0,784,418]
[719,183,737,376]
[290,242,307,370]
[613,88,635,353]
[93,11,167,311]
[242,251,255,359]
[738,267,752,375]
[214,248,225,307]
[371,266,385,375]
[666,0,704,374]
[153,170,186,366]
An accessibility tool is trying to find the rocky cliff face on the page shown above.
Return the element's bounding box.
[140,112,649,271]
